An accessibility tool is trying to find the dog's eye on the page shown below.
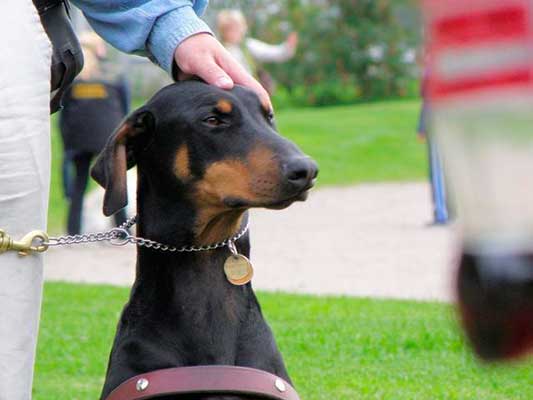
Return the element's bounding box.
[266,112,275,124]
[203,116,226,127]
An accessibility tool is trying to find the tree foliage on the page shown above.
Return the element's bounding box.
[206,0,421,106]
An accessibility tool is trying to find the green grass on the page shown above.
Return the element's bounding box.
[48,100,425,233]
[35,282,533,400]
[275,100,426,186]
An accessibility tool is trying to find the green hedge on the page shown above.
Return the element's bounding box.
[206,0,421,107]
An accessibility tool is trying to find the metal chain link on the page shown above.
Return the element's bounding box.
[118,215,138,230]
[44,215,249,253]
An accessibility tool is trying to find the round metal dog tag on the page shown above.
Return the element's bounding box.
[224,254,254,285]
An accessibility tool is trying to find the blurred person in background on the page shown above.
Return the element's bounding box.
[217,9,298,95]
[417,56,449,225]
[59,32,129,234]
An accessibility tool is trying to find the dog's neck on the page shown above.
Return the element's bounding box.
[193,207,246,246]
[135,170,247,247]
[128,172,256,363]
[133,171,250,284]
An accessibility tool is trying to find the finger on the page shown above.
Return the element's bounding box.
[192,58,234,89]
[216,52,272,111]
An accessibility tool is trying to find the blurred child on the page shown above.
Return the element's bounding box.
[217,9,298,94]
[59,32,129,234]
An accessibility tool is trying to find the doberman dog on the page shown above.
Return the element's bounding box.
[91,80,318,399]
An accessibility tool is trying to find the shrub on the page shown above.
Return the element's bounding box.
[207,0,421,106]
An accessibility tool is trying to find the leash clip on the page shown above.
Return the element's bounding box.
[109,228,131,246]
[0,229,49,256]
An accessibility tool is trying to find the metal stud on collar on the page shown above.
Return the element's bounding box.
[275,378,287,392]
[136,378,149,392]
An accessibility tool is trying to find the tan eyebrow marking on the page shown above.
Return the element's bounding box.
[174,144,191,180]
[216,99,233,113]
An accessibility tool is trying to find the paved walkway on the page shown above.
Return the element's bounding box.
[44,182,454,302]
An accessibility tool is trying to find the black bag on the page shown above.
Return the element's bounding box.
[33,0,84,114]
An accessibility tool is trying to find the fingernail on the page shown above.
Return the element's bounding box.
[262,100,273,112]
[216,76,233,88]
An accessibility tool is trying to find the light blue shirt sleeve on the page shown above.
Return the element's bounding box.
[71,0,212,75]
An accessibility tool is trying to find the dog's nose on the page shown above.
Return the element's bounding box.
[283,157,319,191]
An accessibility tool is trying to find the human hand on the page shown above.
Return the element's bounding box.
[286,32,299,52]
[174,33,272,110]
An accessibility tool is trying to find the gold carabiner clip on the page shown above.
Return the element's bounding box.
[0,229,49,256]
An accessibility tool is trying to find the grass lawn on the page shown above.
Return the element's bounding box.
[48,100,425,232]
[35,282,533,400]
[275,100,426,185]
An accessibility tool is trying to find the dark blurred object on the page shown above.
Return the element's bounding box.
[33,0,83,113]
[458,251,533,361]
[60,78,130,234]
[60,79,129,153]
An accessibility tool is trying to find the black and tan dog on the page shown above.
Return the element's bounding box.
[91,81,318,399]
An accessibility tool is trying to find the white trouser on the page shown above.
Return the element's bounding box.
[0,1,51,399]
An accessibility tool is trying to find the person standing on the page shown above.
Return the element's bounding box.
[59,32,129,234]
[0,2,52,398]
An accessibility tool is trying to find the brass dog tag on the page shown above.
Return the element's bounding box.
[224,254,254,285]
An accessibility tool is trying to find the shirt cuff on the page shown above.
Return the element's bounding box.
[147,5,213,75]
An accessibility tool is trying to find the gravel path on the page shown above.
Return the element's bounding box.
[44,182,455,302]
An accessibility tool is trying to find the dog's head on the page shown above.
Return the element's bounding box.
[91,81,318,226]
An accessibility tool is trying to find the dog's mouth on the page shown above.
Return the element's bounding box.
[264,190,310,210]
[224,179,316,210]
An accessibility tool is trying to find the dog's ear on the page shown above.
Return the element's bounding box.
[91,108,155,216]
